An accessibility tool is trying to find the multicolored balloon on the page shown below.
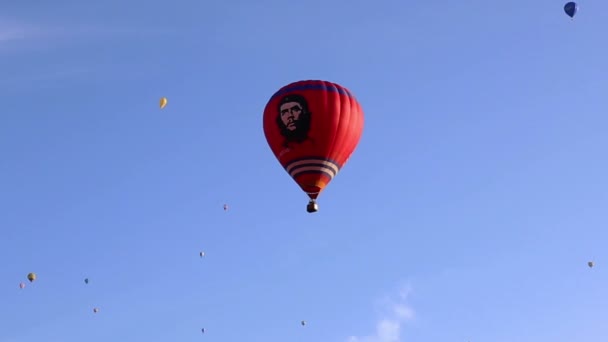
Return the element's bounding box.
[263,80,364,213]
[27,273,36,282]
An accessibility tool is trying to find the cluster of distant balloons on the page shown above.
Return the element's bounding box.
[19,273,100,313]
[19,203,308,334]
[20,260,595,332]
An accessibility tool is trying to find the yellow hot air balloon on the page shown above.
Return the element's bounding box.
[160,97,168,109]
[27,273,36,282]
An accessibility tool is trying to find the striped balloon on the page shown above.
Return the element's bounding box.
[263,80,364,212]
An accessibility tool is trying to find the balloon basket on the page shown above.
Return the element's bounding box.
[306,200,319,213]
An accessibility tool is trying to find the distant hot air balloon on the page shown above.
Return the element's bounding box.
[301,320,306,326]
[93,308,99,313]
[27,273,36,282]
[19,282,25,289]
[84,278,89,284]
[564,2,578,18]
[263,80,364,213]
[199,251,205,257]
[160,97,168,109]
[201,328,206,333]
[588,261,594,268]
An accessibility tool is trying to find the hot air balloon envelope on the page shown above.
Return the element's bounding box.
[160,97,168,109]
[588,261,594,268]
[564,2,578,18]
[19,283,25,289]
[263,80,364,212]
[27,273,36,282]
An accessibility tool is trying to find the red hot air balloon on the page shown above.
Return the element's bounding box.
[263,80,364,213]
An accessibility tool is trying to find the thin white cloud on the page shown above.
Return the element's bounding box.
[0,18,177,48]
[0,20,64,55]
[0,29,24,42]
[0,66,92,89]
[347,284,415,342]
[0,19,179,86]
[69,26,179,37]
[0,22,45,42]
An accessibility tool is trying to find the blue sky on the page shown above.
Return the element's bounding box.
[1,0,607,341]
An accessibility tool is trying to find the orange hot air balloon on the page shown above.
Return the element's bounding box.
[263,80,364,213]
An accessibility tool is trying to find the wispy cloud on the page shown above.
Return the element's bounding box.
[0,18,177,49]
[0,20,66,55]
[0,18,178,86]
[347,284,415,342]
[0,28,24,42]
[0,21,47,43]
[68,26,179,37]
[0,66,93,89]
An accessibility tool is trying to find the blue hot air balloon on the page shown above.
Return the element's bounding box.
[564,2,578,18]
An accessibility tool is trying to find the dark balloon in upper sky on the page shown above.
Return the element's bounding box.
[564,2,578,18]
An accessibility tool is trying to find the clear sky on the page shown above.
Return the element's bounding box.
[1,0,607,341]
